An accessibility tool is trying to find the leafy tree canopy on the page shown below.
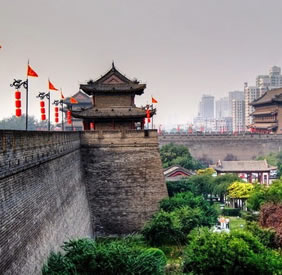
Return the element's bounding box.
[183,227,282,274]
[160,143,202,170]
[196,167,215,175]
[228,181,254,199]
[0,115,54,131]
[247,180,282,211]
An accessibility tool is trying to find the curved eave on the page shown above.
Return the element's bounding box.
[80,84,145,95]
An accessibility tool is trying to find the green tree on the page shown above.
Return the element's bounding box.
[186,174,214,199]
[228,182,254,199]
[160,143,202,170]
[247,180,282,211]
[0,115,54,131]
[183,228,282,274]
[213,174,242,203]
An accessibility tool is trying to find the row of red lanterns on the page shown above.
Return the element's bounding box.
[15,90,22,117]
[67,110,72,124]
[40,100,46,120]
[54,106,59,123]
[14,89,72,125]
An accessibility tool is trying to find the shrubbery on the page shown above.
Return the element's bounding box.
[42,238,167,275]
[166,180,191,197]
[142,192,218,245]
[142,210,185,245]
[245,221,277,249]
[183,228,282,274]
[222,207,241,217]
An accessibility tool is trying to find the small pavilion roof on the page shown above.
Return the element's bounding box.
[64,91,92,105]
[80,63,146,95]
[72,106,156,119]
[164,165,195,178]
[213,160,276,173]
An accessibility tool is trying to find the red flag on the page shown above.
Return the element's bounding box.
[70,97,78,104]
[49,80,58,91]
[152,97,158,103]
[27,65,38,77]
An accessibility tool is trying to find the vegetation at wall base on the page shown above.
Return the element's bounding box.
[42,238,167,275]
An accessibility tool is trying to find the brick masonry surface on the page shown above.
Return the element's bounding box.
[0,131,92,275]
[159,134,282,163]
[81,130,168,235]
[0,129,167,274]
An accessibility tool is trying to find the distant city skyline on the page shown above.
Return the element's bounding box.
[2,0,282,130]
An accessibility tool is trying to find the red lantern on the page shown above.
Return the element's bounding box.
[15,100,21,108]
[41,107,45,114]
[55,117,59,123]
[146,109,150,118]
[55,112,59,118]
[41,114,46,121]
[40,101,45,107]
[90,122,95,130]
[15,108,21,117]
[54,107,59,112]
[15,91,21,99]
[147,118,151,123]
[67,119,72,125]
[67,110,71,118]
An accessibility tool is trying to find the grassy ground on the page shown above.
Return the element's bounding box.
[228,216,246,231]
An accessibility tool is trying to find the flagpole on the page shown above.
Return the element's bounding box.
[61,101,64,131]
[26,77,29,131]
[26,60,29,131]
[48,91,51,131]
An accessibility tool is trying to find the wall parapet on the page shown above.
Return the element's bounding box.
[81,129,159,147]
[0,131,80,179]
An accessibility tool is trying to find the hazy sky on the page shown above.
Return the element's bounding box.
[1,0,282,128]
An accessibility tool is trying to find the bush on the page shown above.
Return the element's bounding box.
[42,238,167,275]
[245,221,277,249]
[240,211,259,222]
[222,207,241,217]
[142,210,185,245]
[259,203,282,247]
[174,207,203,234]
[183,228,282,275]
[166,180,192,197]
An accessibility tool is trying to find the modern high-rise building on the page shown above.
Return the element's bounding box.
[232,99,245,132]
[244,83,260,128]
[228,91,244,116]
[216,97,229,119]
[199,95,214,119]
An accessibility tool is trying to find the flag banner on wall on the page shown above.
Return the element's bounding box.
[49,80,58,91]
[27,65,38,77]
[70,97,78,104]
[152,97,158,103]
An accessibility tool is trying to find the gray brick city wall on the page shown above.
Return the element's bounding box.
[159,134,282,163]
[0,131,92,275]
[81,130,168,235]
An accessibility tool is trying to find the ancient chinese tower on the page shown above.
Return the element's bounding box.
[73,62,155,130]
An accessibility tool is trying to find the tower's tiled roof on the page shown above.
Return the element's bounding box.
[251,88,282,106]
[80,63,146,95]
